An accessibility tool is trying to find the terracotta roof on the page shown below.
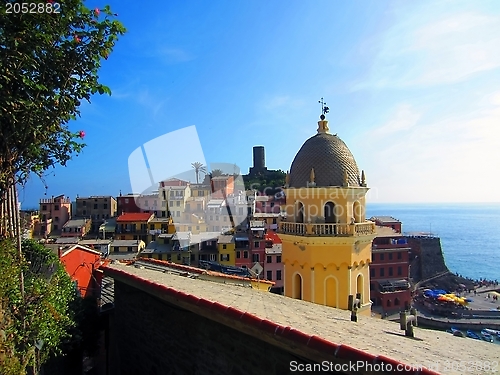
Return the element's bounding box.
[116,213,153,222]
[265,231,282,244]
[102,263,462,375]
[289,131,361,188]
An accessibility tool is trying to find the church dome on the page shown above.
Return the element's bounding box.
[288,116,361,188]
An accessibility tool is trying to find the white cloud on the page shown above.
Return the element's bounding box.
[368,104,421,137]
[359,99,500,202]
[355,10,500,89]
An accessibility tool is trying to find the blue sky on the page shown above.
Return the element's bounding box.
[19,0,500,208]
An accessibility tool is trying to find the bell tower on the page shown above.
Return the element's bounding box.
[279,104,375,315]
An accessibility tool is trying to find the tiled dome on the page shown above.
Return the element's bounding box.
[288,127,361,188]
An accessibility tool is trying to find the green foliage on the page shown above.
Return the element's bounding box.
[243,170,286,194]
[210,169,224,177]
[0,240,24,374]
[0,239,77,373]
[0,0,126,191]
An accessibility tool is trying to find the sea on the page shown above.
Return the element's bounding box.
[366,202,500,282]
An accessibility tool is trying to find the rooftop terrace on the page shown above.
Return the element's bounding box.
[103,262,499,374]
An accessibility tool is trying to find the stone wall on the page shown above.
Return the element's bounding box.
[108,281,340,375]
[407,237,448,281]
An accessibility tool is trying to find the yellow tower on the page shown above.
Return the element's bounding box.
[279,111,376,316]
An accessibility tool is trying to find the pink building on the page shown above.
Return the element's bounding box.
[36,194,71,237]
[263,231,283,294]
[253,194,283,214]
[160,178,189,187]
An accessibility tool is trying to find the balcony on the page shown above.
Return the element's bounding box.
[279,221,376,237]
[169,196,185,200]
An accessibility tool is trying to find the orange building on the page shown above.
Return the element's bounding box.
[210,176,234,198]
[59,244,102,298]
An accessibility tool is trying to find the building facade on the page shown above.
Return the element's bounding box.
[61,218,92,238]
[75,196,117,232]
[370,226,412,314]
[116,213,154,242]
[36,194,71,237]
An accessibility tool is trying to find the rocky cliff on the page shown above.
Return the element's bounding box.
[407,236,474,292]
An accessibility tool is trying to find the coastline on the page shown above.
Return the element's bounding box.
[366,202,500,281]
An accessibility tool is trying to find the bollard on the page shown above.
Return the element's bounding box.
[348,293,362,322]
[400,307,418,337]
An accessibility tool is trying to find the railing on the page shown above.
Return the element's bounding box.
[279,221,376,237]
[39,198,71,204]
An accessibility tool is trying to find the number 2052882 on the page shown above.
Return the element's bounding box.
[6,3,61,14]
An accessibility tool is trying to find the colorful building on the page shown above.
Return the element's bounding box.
[59,244,102,298]
[75,196,117,232]
[264,231,283,294]
[370,216,402,234]
[248,219,266,275]
[234,231,251,269]
[110,239,146,253]
[370,218,412,314]
[116,212,154,242]
[163,185,191,220]
[210,175,234,198]
[36,194,71,237]
[278,112,376,315]
[134,193,162,216]
[61,218,92,238]
[190,184,211,199]
[218,235,235,266]
[160,178,189,187]
[116,193,142,215]
[147,217,175,242]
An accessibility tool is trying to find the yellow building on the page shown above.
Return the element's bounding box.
[190,184,211,198]
[278,113,376,316]
[147,217,176,243]
[116,213,154,242]
[217,235,235,266]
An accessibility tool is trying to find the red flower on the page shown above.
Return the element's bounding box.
[79,130,86,139]
[94,8,100,16]
[74,35,81,43]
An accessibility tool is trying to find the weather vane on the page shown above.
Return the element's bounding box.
[318,97,330,115]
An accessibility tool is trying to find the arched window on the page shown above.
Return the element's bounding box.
[293,273,302,300]
[356,274,363,303]
[296,201,304,223]
[353,201,363,223]
[395,298,400,306]
[324,202,336,223]
[325,277,337,308]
